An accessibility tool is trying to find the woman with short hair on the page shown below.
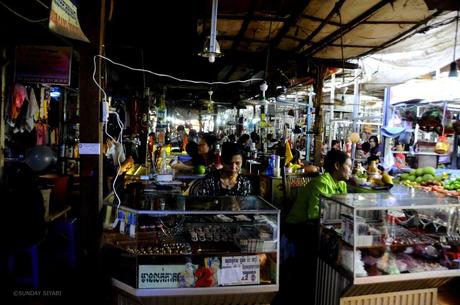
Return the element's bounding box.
[192,143,252,196]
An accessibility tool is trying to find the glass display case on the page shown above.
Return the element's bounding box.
[316,186,460,305]
[103,190,279,303]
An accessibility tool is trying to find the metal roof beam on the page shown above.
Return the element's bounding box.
[231,0,258,50]
[301,14,341,27]
[218,14,286,22]
[300,0,392,57]
[362,20,420,24]
[310,58,359,69]
[270,0,312,48]
[355,10,441,59]
[294,0,346,53]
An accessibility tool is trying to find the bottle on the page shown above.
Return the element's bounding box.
[159,148,168,174]
[250,142,257,160]
[214,144,222,167]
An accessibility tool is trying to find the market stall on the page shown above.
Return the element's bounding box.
[102,189,280,305]
[316,185,460,305]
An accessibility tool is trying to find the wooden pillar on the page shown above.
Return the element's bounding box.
[77,0,105,261]
[0,49,7,175]
[313,65,327,166]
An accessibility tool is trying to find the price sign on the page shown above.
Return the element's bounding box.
[220,255,260,285]
[138,265,184,288]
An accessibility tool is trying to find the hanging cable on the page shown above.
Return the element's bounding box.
[265,19,273,80]
[95,55,263,85]
[0,0,48,23]
[93,54,264,213]
[34,0,49,9]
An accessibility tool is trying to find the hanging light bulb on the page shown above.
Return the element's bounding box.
[260,81,269,104]
[198,0,223,63]
[449,10,459,77]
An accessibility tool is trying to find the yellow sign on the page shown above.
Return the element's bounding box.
[49,0,90,43]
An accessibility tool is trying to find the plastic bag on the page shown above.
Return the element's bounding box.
[435,135,450,154]
[383,144,395,171]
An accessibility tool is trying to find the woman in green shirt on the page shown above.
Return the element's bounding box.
[278,150,351,305]
[286,149,351,223]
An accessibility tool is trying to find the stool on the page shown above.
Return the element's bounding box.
[7,244,39,288]
[50,217,77,269]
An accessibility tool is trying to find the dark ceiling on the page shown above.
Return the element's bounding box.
[0,0,447,105]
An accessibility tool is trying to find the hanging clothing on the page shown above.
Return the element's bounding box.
[25,87,39,132]
[13,100,29,134]
[10,84,27,122]
[50,128,59,145]
[36,123,49,145]
[39,87,49,121]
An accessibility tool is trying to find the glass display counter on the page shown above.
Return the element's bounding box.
[103,191,279,305]
[316,187,460,305]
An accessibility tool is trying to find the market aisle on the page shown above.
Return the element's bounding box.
[438,278,460,305]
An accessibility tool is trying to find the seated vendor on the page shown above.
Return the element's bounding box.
[286,149,351,224]
[170,141,199,172]
[283,149,351,304]
[191,143,252,196]
[171,134,217,173]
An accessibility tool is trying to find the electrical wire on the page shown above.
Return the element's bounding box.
[95,55,264,85]
[0,0,48,23]
[35,0,49,9]
[93,53,265,220]
[94,55,123,212]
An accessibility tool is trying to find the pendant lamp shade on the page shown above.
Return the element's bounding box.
[198,0,222,63]
[199,36,223,63]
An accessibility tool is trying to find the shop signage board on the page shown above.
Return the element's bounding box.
[15,45,72,85]
[49,0,90,43]
[220,255,260,285]
[79,143,100,155]
[138,265,184,288]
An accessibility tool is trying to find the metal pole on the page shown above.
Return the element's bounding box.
[329,74,335,148]
[382,87,391,160]
[306,91,314,161]
[351,69,360,161]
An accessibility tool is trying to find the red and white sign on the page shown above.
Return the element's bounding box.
[49,0,90,43]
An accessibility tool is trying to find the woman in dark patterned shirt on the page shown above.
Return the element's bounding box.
[193,142,252,196]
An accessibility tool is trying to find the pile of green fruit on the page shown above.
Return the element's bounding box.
[399,167,446,185]
[443,177,460,191]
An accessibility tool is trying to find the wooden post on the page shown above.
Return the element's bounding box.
[0,48,7,175]
[77,0,105,261]
[313,65,327,166]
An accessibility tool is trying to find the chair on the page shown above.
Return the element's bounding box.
[49,217,78,269]
[282,170,315,216]
[51,175,70,207]
[7,244,40,288]
[186,179,203,196]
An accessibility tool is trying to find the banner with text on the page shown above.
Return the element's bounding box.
[49,0,90,43]
[15,45,72,85]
